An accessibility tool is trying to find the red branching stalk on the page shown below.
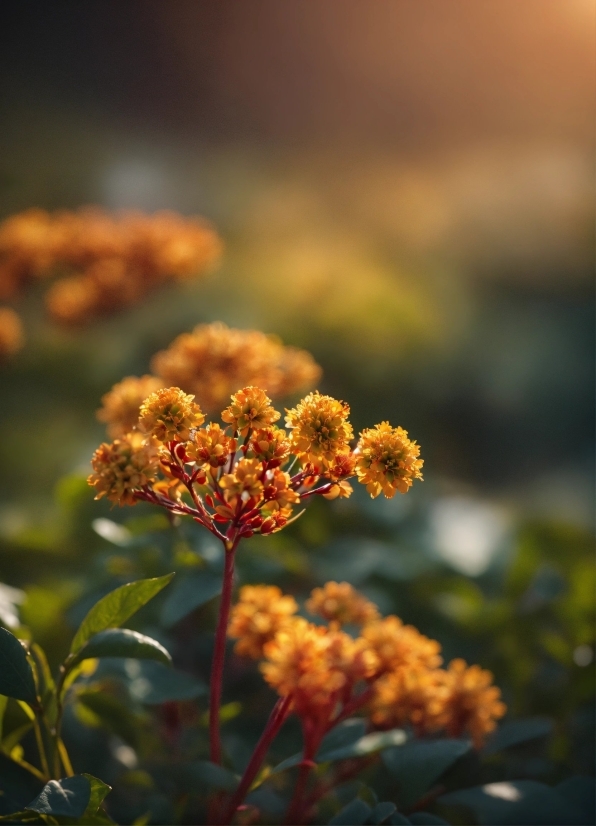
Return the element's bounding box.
[218,694,292,825]
[210,536,239,765]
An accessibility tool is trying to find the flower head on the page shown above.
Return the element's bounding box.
[306,582,380,627]
[261,469,301,513]
[219,458,265,501]
[228,585,299,660]
[187,422,236,468]
[355,422,423,498]
[250,427,291,466]
[362,616,442,676]
[88,432,159,506]
[151,322,321,412]
[138,387,204,443]
[439,659,507,748]
[222,387,280,435]
[285,392,353,470]
[97,375,165,438]
[370,666,450,735]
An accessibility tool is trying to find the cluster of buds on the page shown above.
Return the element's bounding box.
[0,207,221,328]
[229,581,506,753]
[88,385,424,543]
[97,322,322,438]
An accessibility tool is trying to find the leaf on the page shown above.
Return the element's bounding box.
[76,692,141,747]
[70,574,175,654]
[0,628,37,705]
[318,719,367,755]
[81,774,111,816]
[160,573,222,628]
[25,776,91,818]
[0,753,44,815]
[439,780,583,826]
[382,739,471,809]
[177,761,239,792]
[70,629,172,669]
[329,798,372,825]
[555,776,596,825]
[319,729,407,763]
[0,695,7,740]
[483,717,554,755]
[387,815,410,825]
[367,801,397,824]
[126,661,206,704]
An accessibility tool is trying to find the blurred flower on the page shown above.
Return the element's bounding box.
[151,322,321,412]
[138,387,204,443]
[285,391,353,470]
[97,375,165,438]
[0,207,221,325]
[222,386,280,435]
[362,615,442,675]
[306,581,380,627]
[369,665,450,735]
[355,422,423,498]
[0,307,24,357]
[88,432,159,506]
[228,585,298,660]
[439,658,507,748]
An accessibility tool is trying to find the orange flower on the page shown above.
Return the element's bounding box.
[138,387,204,443]
[219,458,265,502]
[250,427,291,466]
[362,616,442,675]
[285,392,353,470]
[355,422,423,498]
[88,432,159,506]
[221,387,280,435]
[187,423,236,468]
[0,307,24,357]
[228,585,299,660]
[97,375,164,438]
[439,659,507,748]
[306,582,380,627]
[261,469,300,513]
[370,666,450,735]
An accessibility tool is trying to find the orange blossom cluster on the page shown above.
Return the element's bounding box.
[228,581,506,752]
[88,385,424,543]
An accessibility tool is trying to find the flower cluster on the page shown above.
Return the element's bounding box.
[228,582,506,753]
[88,386,424,541]
[97,323,322,438]
[0,307,24,358]
[0,207,221,325]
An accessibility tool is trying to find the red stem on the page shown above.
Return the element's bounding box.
[210,537,238,765]
[217,695,292,825]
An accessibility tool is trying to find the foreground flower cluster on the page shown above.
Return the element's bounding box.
[89,385,424,537]
[0,207,221,331]
[97,322,322,437]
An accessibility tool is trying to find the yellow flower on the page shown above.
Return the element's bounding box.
[138,386,204,443]
[362,616,442,675]
[370,666,450,735]
[0,307,24,357]
[97,375,164,438]
[285,392,353,470]
[261,469,300,513]
[150,322,321,412]
[250,427,291,466]
[221,386,280,435]
[439,659,507,748]
[219,458,264,501]
[88,432,159,506]
[355,422,423,498]
[187,422,236,468]
[228,585,299,660]
[306,582,380,627]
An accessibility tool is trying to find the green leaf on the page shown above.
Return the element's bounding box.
[70,629,172,669]
[0,695,7,740]
[70,574,175,655]
[81,774,111,816]
[0,628,37,705]
[439,780,582,826]
[319,729,407,763]
[177,761,239,792]
[387,814,410,825]
[483,717,553,755]
[125,661,207,704]
[367,801,397,824]
[383,739,470,809]
[160,573,221,628]
[329,799,372,825]
[318,719,367,755]
[25,776,91,818]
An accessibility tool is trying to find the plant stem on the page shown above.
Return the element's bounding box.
[209,537,239,765]
[285,757,316,826]
[218,695,292,825]
[32,713,50,780]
